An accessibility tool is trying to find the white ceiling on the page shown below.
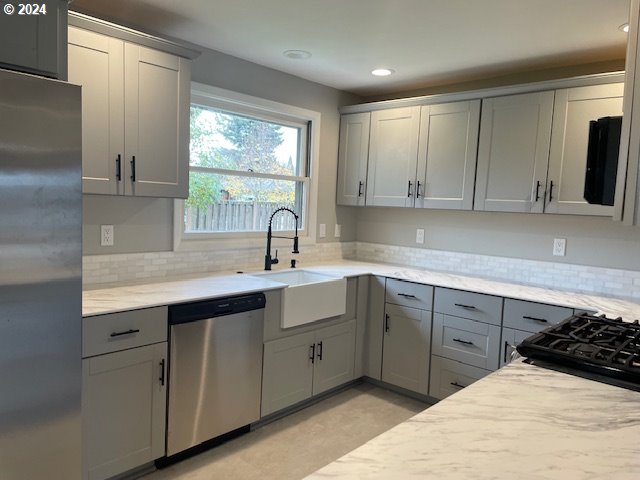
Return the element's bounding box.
[71,0,631,97]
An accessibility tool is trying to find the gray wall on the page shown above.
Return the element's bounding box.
[356,206,640,271]
[83,47,362,255]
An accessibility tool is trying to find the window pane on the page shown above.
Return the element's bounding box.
[185,172,304,233]
[190,106,303,176]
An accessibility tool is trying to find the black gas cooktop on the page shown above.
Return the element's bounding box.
[516,313,640,391]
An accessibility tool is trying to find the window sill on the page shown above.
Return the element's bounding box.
[174,232,316,253]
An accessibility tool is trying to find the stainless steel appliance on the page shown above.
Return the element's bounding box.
[166,293,265,457]
[0,69,82,479]
[517,313,640,391]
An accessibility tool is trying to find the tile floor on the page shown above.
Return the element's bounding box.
[143,382,429,480]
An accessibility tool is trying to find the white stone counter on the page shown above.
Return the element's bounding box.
[306,360,640,480]
[83,260,640,319]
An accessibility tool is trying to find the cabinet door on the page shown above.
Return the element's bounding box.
[261,331,315,417]
[337,113,370,206]
[381,304,431,395]
[475,91,554,213]
[312,320,357,395]
[366,107,420,207]
[546,83,624,215]
[124,43,190,198]
[416,100,480,210]
[68,27,124,195]
[82,343,167,480]
[499,327,532,368]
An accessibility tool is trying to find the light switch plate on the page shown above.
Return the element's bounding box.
[416,228,425,244]
[101,225,114,247]
[553,238,566,256]
[319,223,326,238]
[334,224,341,238]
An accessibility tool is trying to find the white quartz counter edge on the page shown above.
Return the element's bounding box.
[83,260,640,319]
[305,360,640,479]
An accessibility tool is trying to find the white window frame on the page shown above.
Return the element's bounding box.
[174,82,320,252]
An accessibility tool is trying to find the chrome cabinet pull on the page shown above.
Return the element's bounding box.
[110,328,140,337]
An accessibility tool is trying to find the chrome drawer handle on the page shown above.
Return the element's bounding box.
[450,381,466,389]
[453,338,474,346]
[398,293,417,299]
[522,315,548,323]
[454,303,477,310]
[110,328,140,338]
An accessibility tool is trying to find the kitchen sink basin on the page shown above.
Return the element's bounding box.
[252,270,347,328]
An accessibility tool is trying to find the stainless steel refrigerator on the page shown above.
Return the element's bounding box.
[0,68,82,479]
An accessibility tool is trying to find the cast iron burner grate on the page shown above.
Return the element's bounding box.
[516,313,640,388]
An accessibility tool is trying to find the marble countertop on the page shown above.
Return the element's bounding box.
[307,360,640,480]
[83,260,640,319]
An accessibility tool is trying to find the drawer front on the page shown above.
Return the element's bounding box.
[433,287,502,325]
[432,314,500,370]
[503,299,573,333]
[385,278,433,310]
[83,307,168,358]
[429,356,490,400]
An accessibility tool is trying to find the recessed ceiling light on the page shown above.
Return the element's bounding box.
[619,23,629,33]
[371,68,395,77]
[283,50,312,60]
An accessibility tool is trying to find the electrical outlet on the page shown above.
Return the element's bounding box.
[553,238,566,256]
[416,228,425,244]
[319,223,326,238]
[334,224,341,238]
[101,225,114,247]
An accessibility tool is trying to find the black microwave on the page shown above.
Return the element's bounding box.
[584,115,622,206]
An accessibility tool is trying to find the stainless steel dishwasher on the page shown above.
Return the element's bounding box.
[166,293,265,457]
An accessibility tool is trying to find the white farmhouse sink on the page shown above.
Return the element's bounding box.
[253,269,347,328]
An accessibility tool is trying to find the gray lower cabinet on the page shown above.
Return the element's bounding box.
[381,304,431,395]
[261,319,356,417]
[429,356,491,400]
[82,308,167,480]
[500,327,533,368]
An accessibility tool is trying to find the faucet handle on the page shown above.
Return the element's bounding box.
[272,249,279,265]
[290,259,297,268]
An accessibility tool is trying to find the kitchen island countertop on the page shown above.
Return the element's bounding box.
[306,359,640,480]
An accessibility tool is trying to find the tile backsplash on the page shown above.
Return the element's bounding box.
[83,241,640,301]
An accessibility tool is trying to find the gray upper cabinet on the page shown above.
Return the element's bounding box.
[474,91,555,213]
[68,26,191,198]
[337,112,370,206]
[546,83,624,216]
[68,27,124,195]
[415,100,480,210]
[366,107,420,207]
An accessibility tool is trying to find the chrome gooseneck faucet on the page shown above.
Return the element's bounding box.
[265,207,299,270]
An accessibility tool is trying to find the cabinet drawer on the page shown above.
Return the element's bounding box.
[429,356,491,401]
[433,287,502,325]
[432,314,500,370]
[503,299,573,333]
[385,278,433,310]
[83,307,168,358]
